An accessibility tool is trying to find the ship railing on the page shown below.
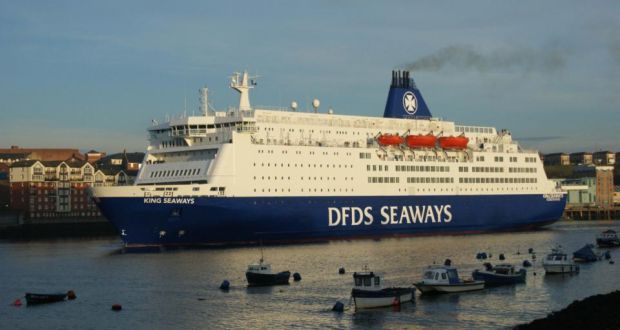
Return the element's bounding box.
[169,128,208,137]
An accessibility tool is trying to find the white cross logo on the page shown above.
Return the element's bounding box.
[403,91,417,115]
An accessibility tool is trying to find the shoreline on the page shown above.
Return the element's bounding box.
[0,216,118,240]
[515,291,620,329]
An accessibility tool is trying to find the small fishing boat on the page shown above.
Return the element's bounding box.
[596,230,620,248]
[472,263,526,286]
[245,258,290,286]
[414,266,484,294]
[351,269,414,309]
[572,244,601,262]
[25,293,67,305]
[543,247,579,274]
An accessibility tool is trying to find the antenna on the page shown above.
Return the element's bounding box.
[230,70,258,111]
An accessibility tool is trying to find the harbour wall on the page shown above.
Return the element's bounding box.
[0,212,117,239]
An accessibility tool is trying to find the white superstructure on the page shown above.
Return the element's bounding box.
[101,71,558,200]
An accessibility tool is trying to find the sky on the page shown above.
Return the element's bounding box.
[1,0,619,154]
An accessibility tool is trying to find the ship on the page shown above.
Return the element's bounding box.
[90,70,566,248]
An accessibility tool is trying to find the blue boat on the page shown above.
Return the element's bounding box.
[90,70,567,248]
[573,244,601,262]
[472,264,526,286]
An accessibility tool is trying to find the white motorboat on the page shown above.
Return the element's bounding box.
[543,247,579,274]
[414,266,484,294]
[351,269,414,309]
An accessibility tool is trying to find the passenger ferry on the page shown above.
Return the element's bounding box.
[90,70,566,247]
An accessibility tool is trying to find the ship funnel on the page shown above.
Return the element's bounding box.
[383,70,432,119]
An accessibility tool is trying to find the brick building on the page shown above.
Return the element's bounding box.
[572,165,615,208]
[0,146,83,161]
[593,151,615,165]
[9,157,132,219]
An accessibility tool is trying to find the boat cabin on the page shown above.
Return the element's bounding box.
[598,230,618,239]
[493,264,517,275]
[422,266,461,285]
[353,272,383,291]
[247,260,273,274]
[546,250,568,262]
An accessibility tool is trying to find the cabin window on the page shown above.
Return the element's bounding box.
[374,277,380,286]
[355,278,362,286]
[435,273,439,280]
[364,277,371,286]
[441,273,447,280]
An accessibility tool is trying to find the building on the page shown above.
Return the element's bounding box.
[85,150,106,164]
[96,151,144,183]
[544,153,570,166]
[569,152,593,165]
[593,151,615,165]
[9,156,134,219]
[0,146,83,161]
[573,165,615,208]
[557,178,594,206]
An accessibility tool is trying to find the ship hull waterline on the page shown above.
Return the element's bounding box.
[94,194,566,248]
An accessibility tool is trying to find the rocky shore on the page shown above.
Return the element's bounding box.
[515,290,620,329]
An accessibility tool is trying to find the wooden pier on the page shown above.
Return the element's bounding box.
[564,206,620,220]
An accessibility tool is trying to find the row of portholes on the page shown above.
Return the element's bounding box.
[253,176,353,181]
[252,188,354,193]
[253,162,353,169]
[414,187,539,193]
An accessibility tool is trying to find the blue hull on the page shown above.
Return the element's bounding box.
[472,270,527,286]
[94,194,566,247]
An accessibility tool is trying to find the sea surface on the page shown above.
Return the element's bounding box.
[1,220,620,330]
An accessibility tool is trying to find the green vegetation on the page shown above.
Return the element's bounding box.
[543,165,574,179]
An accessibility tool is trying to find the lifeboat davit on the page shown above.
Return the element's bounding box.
[438,136,469,149]
[405,134,436,148]
[377,134,404,146]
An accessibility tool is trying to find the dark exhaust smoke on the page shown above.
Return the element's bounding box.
[405,45,568,73]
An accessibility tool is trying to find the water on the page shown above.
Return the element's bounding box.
[1,221,619,329]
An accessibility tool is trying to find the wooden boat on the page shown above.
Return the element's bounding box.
[25,293,67,305]
[245,258,290,286]
[351,269,414,309]
[596,230,620,247]
[414,266,484,294]
[472,264,526,286]
[543,247,579,274]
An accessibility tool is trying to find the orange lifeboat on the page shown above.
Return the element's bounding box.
[438,136,469,149]
[377,134,404,146]
[405,134,436,149]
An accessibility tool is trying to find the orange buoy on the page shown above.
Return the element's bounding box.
[111,304,122,311]
[377,134,404,146]
[12,299,22,307]
[67,290,77,300]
